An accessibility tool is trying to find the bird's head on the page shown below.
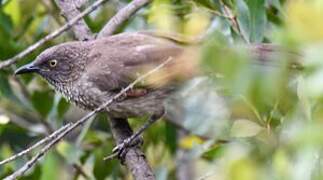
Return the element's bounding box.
[15,42,91,85]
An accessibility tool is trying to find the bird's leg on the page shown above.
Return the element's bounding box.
[113,110,165,159]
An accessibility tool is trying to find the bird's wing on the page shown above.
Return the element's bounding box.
[86,32,184,92]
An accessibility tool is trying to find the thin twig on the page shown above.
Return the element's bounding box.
[103,153,116,161]
[72,163,90,179]
[220,0,248,43]
[3,57,173,180]
[0,123,72,166]
[0,0,108,70]
[97,0,150,37]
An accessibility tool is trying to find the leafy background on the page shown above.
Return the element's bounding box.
[1,0,323,179]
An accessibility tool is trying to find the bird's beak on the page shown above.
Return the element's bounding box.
[15,63,40,75]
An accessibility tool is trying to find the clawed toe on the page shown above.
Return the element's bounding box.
[104,112,163,162]
[109,136,143,162]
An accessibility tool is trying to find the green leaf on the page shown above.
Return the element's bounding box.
[0,11,18,59]
[93,146,118,180]
[40,152,59,180]
[56,141,83,163]
[269,0,283,12]
[194,0,219,10]
[3,0,21,26]
[236,0,267,43]
[57,96,69,119]
[0,10,13,35]
[165,122,177,153]
[230,119,264,137]
[31,90,54,117]
[0,72,16,101]
[20,165,42,180]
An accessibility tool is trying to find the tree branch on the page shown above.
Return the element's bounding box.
[97,0,150,38]
[0,0,107,70]
[55,0,94,41]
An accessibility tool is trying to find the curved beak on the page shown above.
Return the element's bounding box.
[15,63,40,75]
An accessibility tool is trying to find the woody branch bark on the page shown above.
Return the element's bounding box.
[55,0,93,41]
[98,0,150,37]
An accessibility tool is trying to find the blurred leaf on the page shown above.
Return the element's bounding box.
[40,152,59,180]
[179,135,204,149]
[93,145,118,180]
[85,3,115,33]
[0,124,34,148]
[146,142,174,171]
[202,143,225,160]
[169,77,230,138]
[0,73,16,101]
[19,0,41,18]
[56,141,83,163]
[201,34,251,94]
[26,4,45,38]
[0,10,13,35]
[57,96,69,119]
[285,0,323,44]
[149,0,178,31]
[194,0,219,10]
[184,8,211,36]
[236,0,250,42]
[0,144,13,168]
[3,0,21,26]
[155,166,168,180]
[19,165,41,180]
[0,11,18,59]
[0,114,10,124]
[165,122,177,153]
[236,0,267,42]
[31,90,54,117]
[229,158,260,180]
[269,0,283,12]
[230,119,264,137]
[273,149,291,179]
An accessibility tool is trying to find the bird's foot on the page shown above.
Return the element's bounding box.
[104,111,164,162]
[112,136,143,162]
[104,136,143,162]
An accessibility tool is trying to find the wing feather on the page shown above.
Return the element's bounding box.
[86,32,183,92]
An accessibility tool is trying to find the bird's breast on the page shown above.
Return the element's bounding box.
[53,80,102,110]
[55,79,174,118]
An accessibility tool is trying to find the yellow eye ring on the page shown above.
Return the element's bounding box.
[49,59,57,67]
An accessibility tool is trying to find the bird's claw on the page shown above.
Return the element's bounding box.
[108,136,143,163]
[112,139,130,162]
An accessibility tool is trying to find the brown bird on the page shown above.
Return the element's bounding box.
[15,31,196,155]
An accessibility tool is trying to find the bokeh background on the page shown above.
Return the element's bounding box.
[2,0,323,179]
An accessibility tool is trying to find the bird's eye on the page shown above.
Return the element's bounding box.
[48,59,57,67]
